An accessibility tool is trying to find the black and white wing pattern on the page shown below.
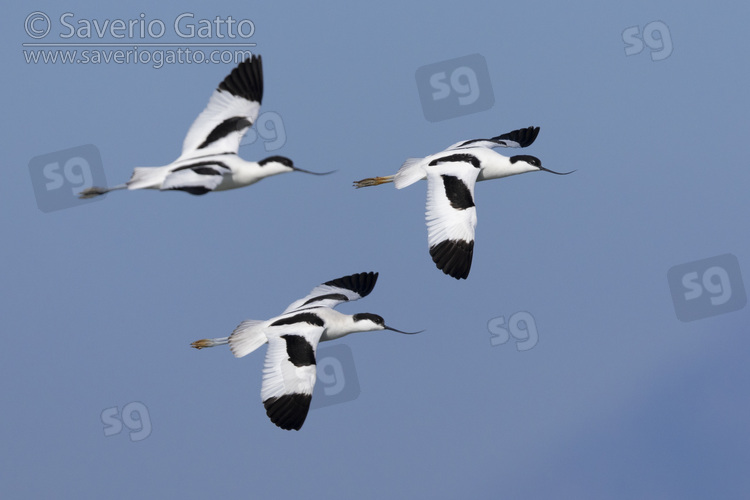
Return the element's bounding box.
[447,126,540,151]
[178,55,263,160]
[490,126,540,148]
[425,154,482,280]
[160,162,231,195]
[282,272,379,314]
[260,314,326,431]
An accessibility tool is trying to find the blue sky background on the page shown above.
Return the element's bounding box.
[3,1,749,498]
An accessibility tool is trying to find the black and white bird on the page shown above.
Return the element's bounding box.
[353,127,572,280]
[190,272,420,431]
[79,55,329,199]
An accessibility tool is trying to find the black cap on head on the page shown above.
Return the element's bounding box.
[510,155,541,167]
[352,313,385,326]
[259,156,294,167]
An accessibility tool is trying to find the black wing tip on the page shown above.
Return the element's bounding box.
[324,272,379,298]
[218,54,263,104]
[263,394,312,431]
[429,240,474,280]
[492,126,540,148]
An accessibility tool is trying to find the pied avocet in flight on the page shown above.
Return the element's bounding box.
[353,127,573,280]
[190,272,420,431]
[79,55,330,199]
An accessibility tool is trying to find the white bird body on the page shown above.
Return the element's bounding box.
[203,306,391,357]
[353,127,572,279]
[393,146,543,189]
[79,55,329,199]
[190,272,419,431]
[124,153,300,194]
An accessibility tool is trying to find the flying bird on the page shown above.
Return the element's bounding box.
[79,55,330,199]
[190,272,420,431]
[353,127,573,280]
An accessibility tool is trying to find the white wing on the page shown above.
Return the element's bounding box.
[160,162,230,195]
[425,155,481,280]
[178,56,263,160]
[282,272,379,314]
[261,317,325,431]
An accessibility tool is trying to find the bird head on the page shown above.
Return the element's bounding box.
[258,156,335,176]
[509,155,574,176]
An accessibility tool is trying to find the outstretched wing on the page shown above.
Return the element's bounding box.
[424,154,481,280]
[178,55,263,160]
[446,126,540,151]
[261,315,325,431]
[490,126,540,148]
[161,162,230,195]
[282,272,379,314]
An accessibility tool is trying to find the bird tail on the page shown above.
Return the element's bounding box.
[393,158,425,189]
[228,319,267,358]
[126,167,165,190]
[78,184,126,199]
[78,164,166,198]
